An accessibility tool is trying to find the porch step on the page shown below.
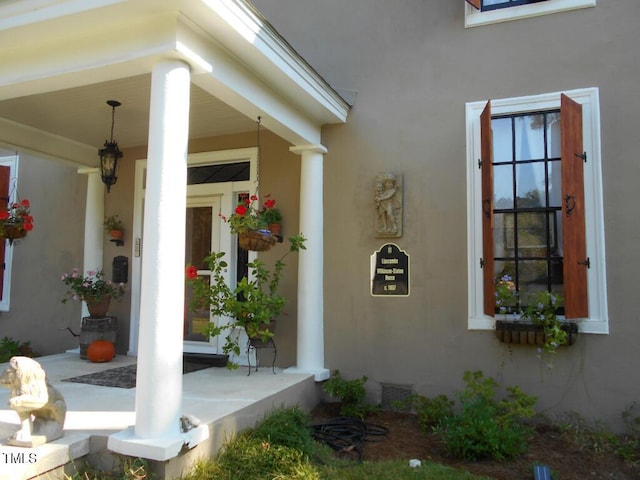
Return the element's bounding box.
[0,433,89,480]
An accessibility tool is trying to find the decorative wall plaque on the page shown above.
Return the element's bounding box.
[374,173,402,237]
[370,243,410,296]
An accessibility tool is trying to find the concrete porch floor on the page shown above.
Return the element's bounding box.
[0,353,318,480]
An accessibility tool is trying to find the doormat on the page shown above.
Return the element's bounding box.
[61,354,228,389]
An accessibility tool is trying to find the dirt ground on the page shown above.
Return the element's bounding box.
[310,403,639,480]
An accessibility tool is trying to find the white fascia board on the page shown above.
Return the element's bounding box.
[185,0,350,125]
[177,18,323,145]
[0,14,177,98]
[0,0,126,31]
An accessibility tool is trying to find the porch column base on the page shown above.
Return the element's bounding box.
[108,424,209,461]
[284,366,330,382]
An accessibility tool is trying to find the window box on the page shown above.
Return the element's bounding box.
[495,319,579,346]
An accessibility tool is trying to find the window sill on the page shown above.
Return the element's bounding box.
[465,0,596,28]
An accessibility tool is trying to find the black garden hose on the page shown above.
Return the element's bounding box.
[310,417,389,461]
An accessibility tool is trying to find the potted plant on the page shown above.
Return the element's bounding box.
[61,268,126,317]
[493,276,578,355]
[0,198,34,244]
[220,194,277,251]
[260,196,282,236]
[186,234,306,368]
[103,214,124,241]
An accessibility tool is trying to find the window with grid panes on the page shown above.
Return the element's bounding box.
[466,88,608,334]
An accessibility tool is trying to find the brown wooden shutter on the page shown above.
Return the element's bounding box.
[466,0,482,9]
[0,166,9,300]
[480,101,495,316]
[560,94,588,318]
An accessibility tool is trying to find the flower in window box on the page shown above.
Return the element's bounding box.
[521,290,573,355]
[495,274,519,318]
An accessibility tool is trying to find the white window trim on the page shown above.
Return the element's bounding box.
[466,87,608,334]
[0,154,19,312]
[465,0,596,28]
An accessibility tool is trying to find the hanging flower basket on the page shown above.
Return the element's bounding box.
[3,221,27,243]
[0,199,34,245]
[238,230,276,252]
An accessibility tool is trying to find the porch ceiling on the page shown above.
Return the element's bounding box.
[0,0,349,167]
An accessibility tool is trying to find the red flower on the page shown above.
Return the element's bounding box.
[264,199,276,209]
[250,195,258,202]
[0,211,9,220]
[23,222,34,231]
[185,265,198,280]
[20,199,30,207]
[235,205,248,216]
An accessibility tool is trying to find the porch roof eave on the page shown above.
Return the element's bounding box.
[0,0,350,166]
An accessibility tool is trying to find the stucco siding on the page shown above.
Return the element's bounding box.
[252,0,639,430]
[0,149,86,356]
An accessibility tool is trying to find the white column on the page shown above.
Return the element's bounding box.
[286,145,330,381]
[79,168,104,317]
[109,60,207,460]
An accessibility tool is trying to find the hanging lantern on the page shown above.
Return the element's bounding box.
[98,100,123,193]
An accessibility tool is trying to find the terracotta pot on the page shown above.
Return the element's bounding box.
[110,230,124,240]
[268,223,282,236]
[85,295,112,317]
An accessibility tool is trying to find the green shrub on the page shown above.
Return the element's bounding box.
[323,370,375,419]
[407,394,455,432]
[0,336,33,363]
[250,406,315,457]
[439,371,537,461]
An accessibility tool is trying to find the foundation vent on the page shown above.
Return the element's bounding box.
[380,383,414,411]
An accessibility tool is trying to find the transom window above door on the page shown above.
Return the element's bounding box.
[187,161,249,185]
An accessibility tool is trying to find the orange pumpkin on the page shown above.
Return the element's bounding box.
[87,339,115,363]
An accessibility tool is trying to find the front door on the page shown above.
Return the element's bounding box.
[129,148,257,356]
[183,193,223,353]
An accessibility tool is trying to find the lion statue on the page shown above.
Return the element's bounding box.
[0,356,66,446]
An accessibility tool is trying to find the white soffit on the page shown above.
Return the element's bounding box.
[0,0,349,164]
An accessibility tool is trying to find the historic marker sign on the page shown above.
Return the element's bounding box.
[370,243,410,296]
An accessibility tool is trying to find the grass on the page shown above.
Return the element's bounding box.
[68,406,488,480]
[318,460,492,480]
[178,406,488,480]
[64,398,640,480]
